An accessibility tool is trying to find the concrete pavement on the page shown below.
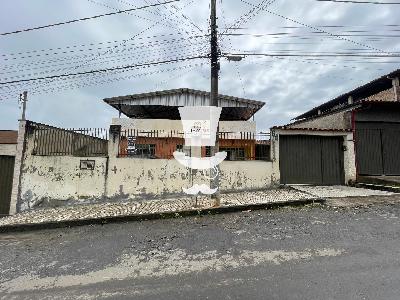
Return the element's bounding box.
[0,186,392,232]
[1,195,400,299]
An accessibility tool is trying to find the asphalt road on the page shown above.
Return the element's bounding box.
[1,197,400,299]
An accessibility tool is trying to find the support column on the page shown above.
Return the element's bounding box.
[9,120,28,215]
[105,125,121,199]
[393,77,400,101]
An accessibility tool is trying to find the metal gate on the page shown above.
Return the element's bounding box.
[280,135,345,185]
[356,122,400,175]
[0,156,15,216]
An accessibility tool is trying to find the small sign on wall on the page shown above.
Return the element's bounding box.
[80,160,95,170]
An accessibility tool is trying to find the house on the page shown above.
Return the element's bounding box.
[0,130,18,216]
[271,69,400,185]
[0,130,17,156]
[9,89,274,214]
[104,88,269,160]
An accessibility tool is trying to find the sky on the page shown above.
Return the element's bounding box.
[0,0,399,132]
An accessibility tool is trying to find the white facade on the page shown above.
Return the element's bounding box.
[111,118,257,134]
[0,144,17,156]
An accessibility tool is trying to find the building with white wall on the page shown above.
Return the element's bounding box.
[271,69,400,185]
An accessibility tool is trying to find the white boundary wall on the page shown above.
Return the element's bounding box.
[12,123,273,213]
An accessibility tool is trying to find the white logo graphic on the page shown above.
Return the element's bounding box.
[173,151,227,170]
[174,106,226,196]
[182,184,218,195]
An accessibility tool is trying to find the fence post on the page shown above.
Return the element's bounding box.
[109,125,121,158]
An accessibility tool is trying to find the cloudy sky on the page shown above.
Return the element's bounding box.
[0,0,399,132]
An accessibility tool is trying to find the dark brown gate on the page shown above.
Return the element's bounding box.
[356,122,400,175]
[280,135,345,185]
[0,156,15,216]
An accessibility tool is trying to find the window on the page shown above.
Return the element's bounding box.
[128,144,156,158]
[255,144,270,161]
[220,147,245,161]
[205,146,212,157]
[176,145,191,156]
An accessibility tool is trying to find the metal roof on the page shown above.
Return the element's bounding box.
[295,69,400,120]
[272,126,351,132]
[103,88,265,121]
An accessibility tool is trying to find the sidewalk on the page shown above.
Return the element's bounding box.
[0,186,393,232]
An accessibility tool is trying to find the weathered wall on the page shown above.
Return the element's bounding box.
[112,118,257,133]
[105,157,273,200]
[0,144,17,156]
[270,129,356,185]
[19,156,107,210]
[106,158,190,199]
[219,161,273,191]
[14,123,273,212]
[287,110,352,130]
[107,129,272,199]
[363,88,395,102]
[17,129,108,211]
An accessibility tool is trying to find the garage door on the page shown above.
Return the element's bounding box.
[0,156,15,216]
[280,135,345,185]
[356,122,400,175]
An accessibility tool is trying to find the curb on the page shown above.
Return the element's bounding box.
[0,198,324,234]
[355,183,400,194]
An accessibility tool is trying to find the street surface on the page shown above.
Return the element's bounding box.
[1,196,400,299]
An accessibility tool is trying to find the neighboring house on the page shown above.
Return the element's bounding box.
[0,130,18,216]
[0,130,17,156]
[271,69,400,185]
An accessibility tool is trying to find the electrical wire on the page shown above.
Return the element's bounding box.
[70,0,198,75]
[222,52,400,57]
[316,0,400,4]
[1,44,208,81]
[0,61,207,99]
[0,0,180,36]
[0,55,205,85]
[239,0,396,55]
[0,36,209,73]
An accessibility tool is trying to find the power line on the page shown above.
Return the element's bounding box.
[222,52,400,57]
[0,45,207,81]
[0,33,178,58]
[0,55,205,85]
[316,0,400,4]
[0,61,206,99]
[239,0,395,55]
[0,0,180,36]
[222,0,277,35]
[1,34,208,61]
[87,0,200,37]
[0,37,209,79]
[68,0,198,76]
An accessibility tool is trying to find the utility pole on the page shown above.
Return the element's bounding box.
[210,0,221,206]
[20,91,28,121]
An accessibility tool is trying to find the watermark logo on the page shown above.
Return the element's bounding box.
[173,106,226,196]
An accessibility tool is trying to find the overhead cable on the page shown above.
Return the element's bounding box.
[0,0,180,36]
